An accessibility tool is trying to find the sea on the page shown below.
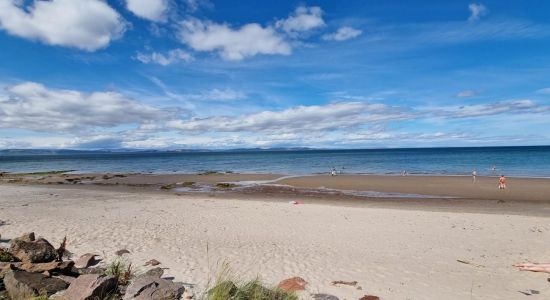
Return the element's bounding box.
[1,146,550,177]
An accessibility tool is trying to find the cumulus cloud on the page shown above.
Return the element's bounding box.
[0,82,178,132]
[178,18,291,61]
[136,49,193,66]
[167,102,409,133]
[322,26,362,41]
[0,0,126,51]
[275,6,325,37]
[468,3,488,22]
[456,90,477,97]
[125,0,168,22]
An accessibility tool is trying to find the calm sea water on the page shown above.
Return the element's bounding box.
[1,146,550,177]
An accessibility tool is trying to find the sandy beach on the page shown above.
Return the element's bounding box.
[1,179,550,299]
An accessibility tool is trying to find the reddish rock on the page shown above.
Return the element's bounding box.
[277,276,307,292]
[18,260,73,273]
[62,274,117,300]
[144,259,161,266]
[74,253,100,269]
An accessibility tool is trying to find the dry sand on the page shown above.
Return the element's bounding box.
[1,184,550,300]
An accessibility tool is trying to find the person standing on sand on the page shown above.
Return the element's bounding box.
[331,167,337,176]
[472,170,477,183]
[498,175,507,189]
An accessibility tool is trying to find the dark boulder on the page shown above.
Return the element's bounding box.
[123,275,185,300]
[9,236,57,263]
[3,269,68,300]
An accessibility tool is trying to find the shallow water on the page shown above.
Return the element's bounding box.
[1,146,550,177]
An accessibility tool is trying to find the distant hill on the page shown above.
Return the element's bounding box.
[0,147,318,156]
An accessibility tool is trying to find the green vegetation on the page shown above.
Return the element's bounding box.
[203,264,297,300]
[105,258,135,286]
[0,248,15,262]
[160,183,176,190]
[215,183,238,189]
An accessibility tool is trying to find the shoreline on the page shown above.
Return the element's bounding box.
[2,171,550,217]
[2,171,550,199]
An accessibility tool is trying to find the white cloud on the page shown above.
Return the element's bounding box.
[167,102,408,133]
[456,90,477,97]
[184,88,245,101]
[0,82,178,132]
[136,49,193,66]
[275,6,325,36]
[178,18,291,61]
[125,0,168,22]
[322,26,362,41]
[468,3,488,22]
[0,0,126,51]
[429,99,548,118]
[185,0,211,12]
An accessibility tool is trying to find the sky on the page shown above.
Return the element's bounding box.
[0,0,549,150]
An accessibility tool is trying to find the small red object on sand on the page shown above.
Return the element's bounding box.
[278,276,307,291]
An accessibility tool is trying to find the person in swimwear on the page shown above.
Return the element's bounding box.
[513,262,550,273]
[498,175,506,189]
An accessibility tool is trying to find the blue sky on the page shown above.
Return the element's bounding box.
[0,0,549,149]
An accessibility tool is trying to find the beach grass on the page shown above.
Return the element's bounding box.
[204,263,297,300]
[105,257,136,286]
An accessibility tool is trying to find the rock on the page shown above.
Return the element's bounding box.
[74,253,100,269]
[0,262,20,278]
[144,259,161,266]
[312,294,340,300]
[14,233,35,243]
[3,269,68,300]
[124,275,185,300]
[17,260,74,274]
[206,281,237,298]
[277,276,307,292]
[53,274,76,284]
[359,296,380,300]
[144,267,164,278]
[73,267,106,275]
[331,280,358,286]
[9,237,57,263]
[62,274,117,300]
[115,249,131,256]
